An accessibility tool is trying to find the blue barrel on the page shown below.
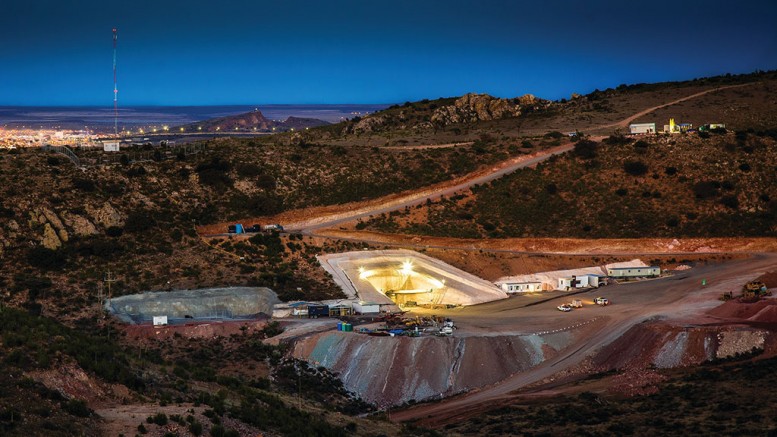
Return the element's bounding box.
[337,322,343,331]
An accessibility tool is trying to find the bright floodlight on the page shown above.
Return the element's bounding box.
[401,261,413,274]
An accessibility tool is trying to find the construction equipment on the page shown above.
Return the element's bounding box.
[742,281,769,300]
[437,319,455,336]
[720,291,734,301]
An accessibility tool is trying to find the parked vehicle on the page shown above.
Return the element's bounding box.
[594,297,610,306]
[308,304,329,318]
[227,224,245,234]
[263,224,284,232]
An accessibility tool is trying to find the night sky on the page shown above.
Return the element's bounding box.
[1,0,776,105]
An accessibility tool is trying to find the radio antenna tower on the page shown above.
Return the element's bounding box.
[112,28,118,137]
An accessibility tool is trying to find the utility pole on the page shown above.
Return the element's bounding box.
[104,271,117,300]
[97,281,104,316]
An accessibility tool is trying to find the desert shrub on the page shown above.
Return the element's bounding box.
[603,134,631,146]
[257,174,277,190]
[738,162,751,172]
[544,131,564,139]
[721,195,739,209]
[152,412,168,425]
[615,188,628,196]
[623,160,648,176]
[0,204,14,218]
[693,181,721,199]
[573,140,598,159]
[545,183,558,194]
[236,163,263,177]
[105,226,123,237]
[27,247,66,270]
[72,177,96,192]
[124,210,155,233]
[126,165,147,177]
[189,421,203,436]
[63,400,91,418]
[46,156,60,166]
[633,140,650,149]
[196,157,232,188]
[665,166,677,176]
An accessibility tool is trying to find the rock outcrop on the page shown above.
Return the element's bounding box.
[41,223,62,250]
[61,212,99,237]
[87,202,125,229]
[352,115,387,134]
[431,93,521,125]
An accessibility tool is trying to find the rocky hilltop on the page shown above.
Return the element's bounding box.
[349,92,549,133]
[431,93,527,125]
[182,109,328,133]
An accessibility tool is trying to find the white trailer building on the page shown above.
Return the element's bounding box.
[352,301,380,314]
[102,140,120,152]
[558,275,602,290]
[152,315,168,326]
[500,282,543,293]
[607,266,660,278]
[629,123,656,135]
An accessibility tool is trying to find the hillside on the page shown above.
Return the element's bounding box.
[283,70,777,147]
[445,354,777,436]
[2,70,777,436]
[0,136,517,316]
[357,130,777,238]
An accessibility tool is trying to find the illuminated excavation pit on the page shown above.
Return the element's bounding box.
[318,250,507,307]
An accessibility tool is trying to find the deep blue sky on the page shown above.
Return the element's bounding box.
[1,0,776,105]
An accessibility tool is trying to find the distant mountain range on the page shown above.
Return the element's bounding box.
[179,109,329,132]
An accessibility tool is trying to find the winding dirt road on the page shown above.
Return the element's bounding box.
[390,253,777,425]
[251,83,755,236]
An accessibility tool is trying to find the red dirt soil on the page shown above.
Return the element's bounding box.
[708,298,777,322]
[122,319,269,342]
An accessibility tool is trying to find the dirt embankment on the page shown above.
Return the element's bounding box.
[291,327,594,407]
[313,231,777,255]
[589,298,777,397]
